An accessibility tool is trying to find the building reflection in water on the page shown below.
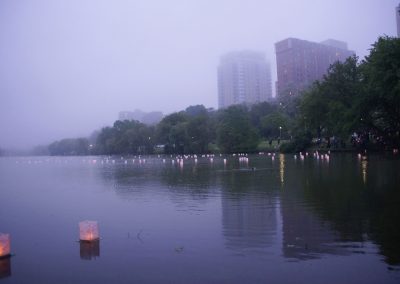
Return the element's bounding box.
[0,257,11,279]
[221,171,277,253]
[281,202,347,260]
[222,192,277,252]
[280,158,351,261]
[80,240,100,260]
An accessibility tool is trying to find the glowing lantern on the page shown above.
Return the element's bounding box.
[79,221,99,242]
[0,234,10,258]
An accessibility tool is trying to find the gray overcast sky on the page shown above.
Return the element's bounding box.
[0,0,398,149]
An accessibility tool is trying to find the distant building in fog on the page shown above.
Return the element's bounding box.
[397,3,400,37]
[118,109,163,125]
[218,51,272,109]
[275,38,354,97]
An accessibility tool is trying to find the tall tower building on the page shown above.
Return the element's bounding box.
[275,38,354,97]
[218,51,272,109]
[396,3,400,37]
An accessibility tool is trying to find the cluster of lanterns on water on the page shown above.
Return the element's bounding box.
[101,151,333,165]
[12,146,399,167]
[82,152,331,165]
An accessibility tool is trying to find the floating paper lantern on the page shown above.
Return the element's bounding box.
[79,221,99,242]
[0,234,10,258]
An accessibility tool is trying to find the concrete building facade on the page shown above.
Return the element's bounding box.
[275,38,354,97]
[218,51,272,109]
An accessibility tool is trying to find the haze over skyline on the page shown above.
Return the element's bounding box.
[0,0,398,149]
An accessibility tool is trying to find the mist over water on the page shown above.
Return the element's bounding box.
[0,0,398,149]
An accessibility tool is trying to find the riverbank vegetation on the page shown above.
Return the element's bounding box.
[44,36,399,155]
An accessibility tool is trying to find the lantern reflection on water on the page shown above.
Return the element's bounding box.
[80,240,100,260]
[0,257,11,279]
[0,234,11,258]
[79,221,99,242]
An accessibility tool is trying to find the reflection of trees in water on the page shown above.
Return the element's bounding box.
[280,158,350,260]
[281,201,349,260]
[289,154,400,265]
[96,160,167,198]
[160,163,217,190]
[96,158,220,207]
[219,170,278,252]
[160,163,219,211]
[361,156,400,266]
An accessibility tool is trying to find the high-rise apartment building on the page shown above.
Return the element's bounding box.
[218,51,272,109]
[396,3,400,37]
[275,38,354,97]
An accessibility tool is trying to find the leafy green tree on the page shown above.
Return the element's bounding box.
[216,105,260,153]
[186,115,211,153]
[185,105,208,117]
[249,102,276,130]
[260,111,290,139]
[300,55,362,140]
[95,120,154,155]
[156,112,188,154]
[48,138,89,155]
[361,36,400,147]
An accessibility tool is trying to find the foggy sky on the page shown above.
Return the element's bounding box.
[0,0,398,149]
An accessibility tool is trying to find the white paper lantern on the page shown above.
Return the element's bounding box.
[79,221,99,241]
[0,234,10,258]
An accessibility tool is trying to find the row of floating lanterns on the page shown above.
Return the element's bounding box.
[0,220,100,260]
[12,150,399,167]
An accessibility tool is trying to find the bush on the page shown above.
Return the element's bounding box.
[280,132,312,153]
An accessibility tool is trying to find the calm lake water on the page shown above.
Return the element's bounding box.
[0,153,399,284]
